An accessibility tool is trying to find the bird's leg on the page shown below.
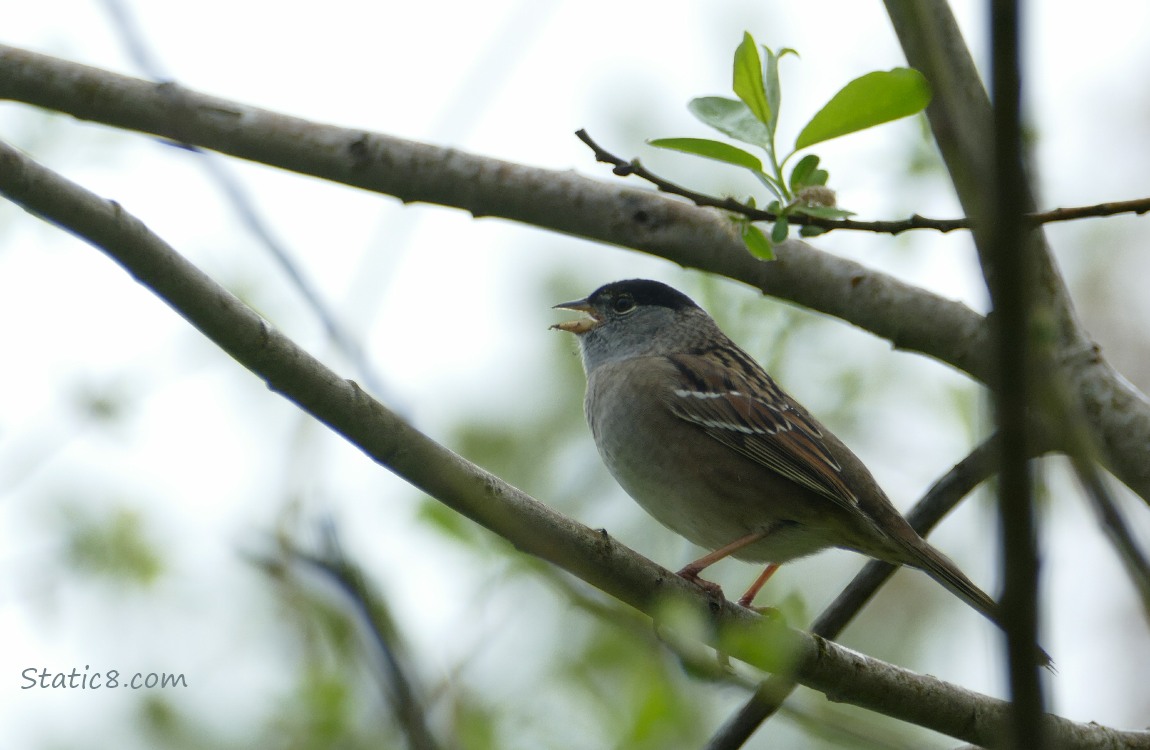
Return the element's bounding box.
[676,530,768,598]
[737,563,780,608]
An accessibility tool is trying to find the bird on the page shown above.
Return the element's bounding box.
[551,278,1021,642]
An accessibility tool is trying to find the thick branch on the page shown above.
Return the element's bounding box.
[1,43,1148,504]
[3,137,1146,749]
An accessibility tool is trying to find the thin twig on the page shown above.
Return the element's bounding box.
[1043,369,1150,621]
[575,129,1150,235]
[1067,457,1150,621]
[257,520,443,750]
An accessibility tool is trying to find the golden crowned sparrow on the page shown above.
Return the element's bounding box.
[553,279,1005,630]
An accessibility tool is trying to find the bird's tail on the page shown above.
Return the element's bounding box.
[907,540,1054,670]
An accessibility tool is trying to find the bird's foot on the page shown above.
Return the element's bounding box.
[675,566,724,599]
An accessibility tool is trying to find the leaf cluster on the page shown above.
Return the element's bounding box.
[650,32,931,257]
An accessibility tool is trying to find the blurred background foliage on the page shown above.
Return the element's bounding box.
[3,1,1150,749]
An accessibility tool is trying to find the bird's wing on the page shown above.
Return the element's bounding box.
[663,351,858,512]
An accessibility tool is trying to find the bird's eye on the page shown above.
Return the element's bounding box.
[612,294,636,314]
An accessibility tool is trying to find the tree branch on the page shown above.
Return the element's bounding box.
[2,136,1146,749]
[253,521,443,750]
[984,0,1047,740]
[576,129,1150,235]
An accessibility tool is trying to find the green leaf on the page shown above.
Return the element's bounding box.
[763,47,797,135]
[799,224,827,237]
[741,223,774,259]
[65,505,164,585]
[790,204,855,219]
[788,154,820,191]
[648,137,763,171]
[688,96,771,147]
[795,68,931,149]
[809,168,829,186]
[733,33,772,129]
[770,216,790,243]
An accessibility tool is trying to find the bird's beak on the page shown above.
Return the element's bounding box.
[550,298,601,334]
